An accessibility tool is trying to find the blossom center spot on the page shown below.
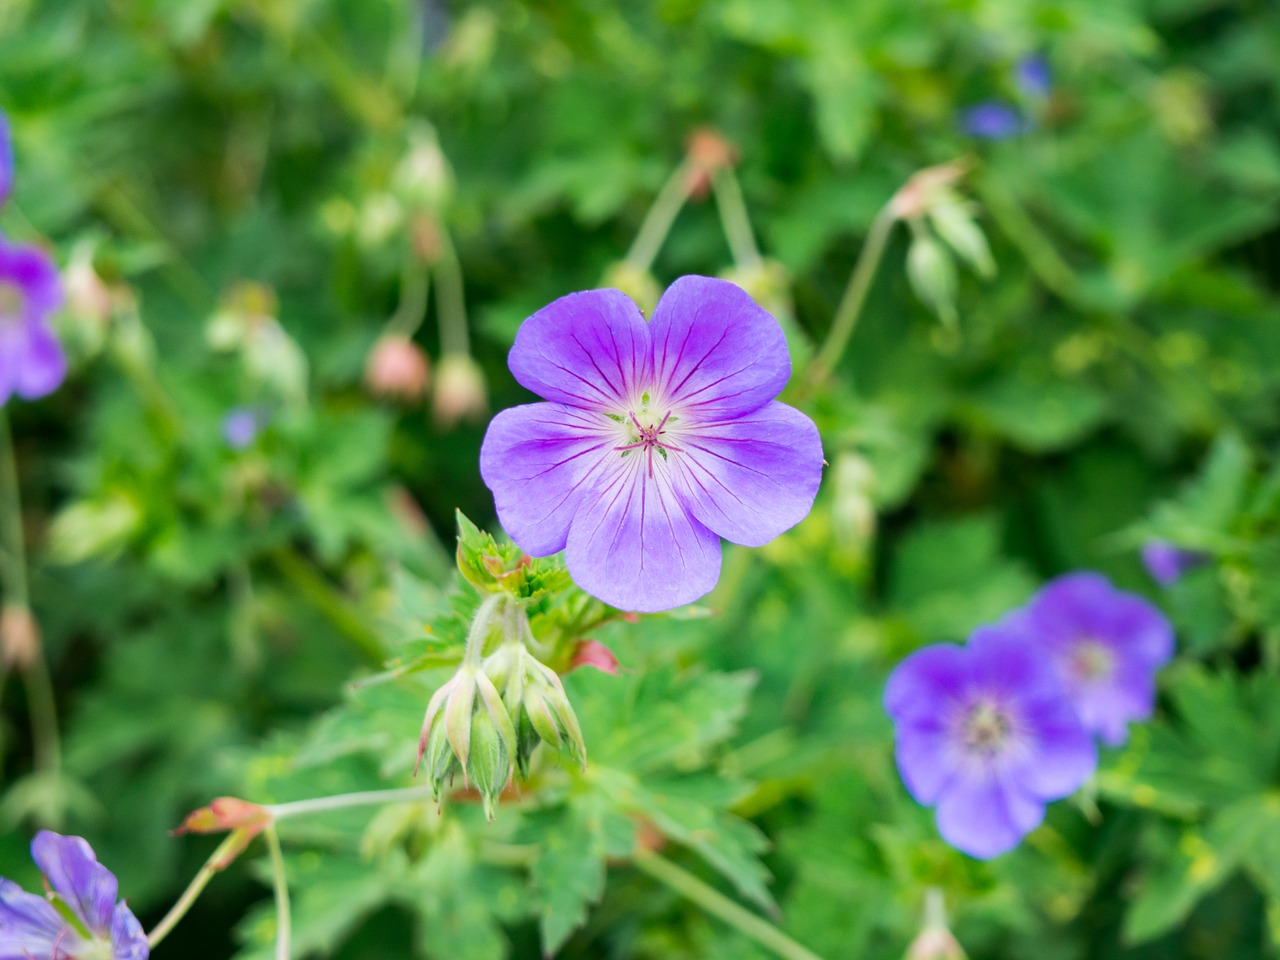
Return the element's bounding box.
[614,404,682,478]
[1069,639,1114,682]
[961,700,1012,755]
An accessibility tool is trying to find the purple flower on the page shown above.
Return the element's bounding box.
[1015,55,1052,98]
[0,234,65,405]
[0,111,12,207]
[480,276,823,612]
[1000,572,1175,746]
[222,407,261,450]
[0,831,149,960]
[1141,540,1206,587]
[960,101,1025,140]
[885,630,1096,859]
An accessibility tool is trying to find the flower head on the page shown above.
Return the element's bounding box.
[0,111,13,207]
[365,334,430,402]
[480,276,823,612]
[1141,539,1206,587]
[959,102,1024,140]
[1015,55,1052,98]
[999,572,1174,746]
[0,831,149,960]
[885,630,1096,859]
[222,407,262,450]
[0,234,65,405]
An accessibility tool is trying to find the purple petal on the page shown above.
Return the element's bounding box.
[934,777,1044,859]
[30,831,118,936]
[649,276,790,420]
[671,401,823,547]
[1142,540,1204,587]
[0,877,64,958]
[1011,700,1097,798]
[564,457,721,612]
[894,718,959,805]
[507,288,652,410]
[0,112,12,206]
[12,322,66,400]
[0,240,62,318]
[480,402,617,556]
[884,644,969,721]
[110,901,150,960]
[966,624,1065,705]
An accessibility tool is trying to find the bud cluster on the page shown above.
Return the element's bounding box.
[415,593,586,819]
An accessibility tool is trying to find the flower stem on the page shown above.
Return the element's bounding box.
[712,168,762,269]
[0,410,62,779]
[625,161,695,273]
[266,784,437,820]
[434,227,471,358]
[264,824,292,960]
[386,253,432,339]
[147,831,250,950]
[632,849,825,960]
[806,204,898,391]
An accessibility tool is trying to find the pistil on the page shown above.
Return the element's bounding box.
[615,409,682,478]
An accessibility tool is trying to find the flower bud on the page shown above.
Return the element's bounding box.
[928,201,995,279]
[432,352,487,428]
[394,123,454,213]
[905,927,966,960]
[906,232,959,328]
[61,243,112,358]
[0,604,40,669]
[601,262,660,317]
[889,161,968,221]
[569,639,619,675]
[831,452,876,555]
[365,335,431,402]
[47,493,142,564]
[684,127,738,199]
[466,708,511,821]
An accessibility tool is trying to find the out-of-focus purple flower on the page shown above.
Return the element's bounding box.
[480,276,823,612]
[0,831,149,960]
[1000,572,1175,747]
[1141,540,1206,587]
[1015,55,1052,98]
[885,630,1096,859]
[0,111,13,206]
[222,407,262,450]
[0,234,65,406]
[960,102,1025,140]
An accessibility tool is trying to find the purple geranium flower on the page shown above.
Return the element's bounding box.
[0,111,12,207]
[1141,539,1206,587]
[885,630,1096,859]
[960,101,1025,139]
[223,407,261,450]
[1015,55,1051,98]
[0,233,65,405]
[1000,572,1175,746]
[0,831,149,960]
[480,276,823,612]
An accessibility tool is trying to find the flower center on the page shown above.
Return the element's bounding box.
[1068,639,1114,682]
[0,280,24,326]
[614,401,682,478]
[961,700,1011,755]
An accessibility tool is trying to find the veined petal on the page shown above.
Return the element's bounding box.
[884,644,969,721]
[480,403,616,556]
[0,878,64,959]
[649,276,789,419]
[507,288,651,409]
[13,322,66,400]
[565,458,721,612]
[31,831,118,936]
[110,901,150,960]
[671,401,822,547]
[1012,701,1097,798]
[894,718,959,805]
[934,776,1044,859]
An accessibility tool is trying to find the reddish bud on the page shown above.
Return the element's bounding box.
[174,797,272,837]
[570,640,620,675]
[684,127,739,199]
[0,604,40,669]
[366,335,431,402]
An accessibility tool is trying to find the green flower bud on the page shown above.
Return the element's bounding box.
[466,708,511,821]
[906,232,958,328]
[928,201,995,279]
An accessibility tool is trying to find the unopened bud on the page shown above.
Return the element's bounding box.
[601,263,660,317]
[928,202,995,279]
[366,335,431,402]
[48,493,142,564]
[61,245,112,357]
[394,123,454,213]
[0,604,40,669]
[569,640,620,675]
[466,708,511,821]
[906,232,959,328]
[831,453,876,553]
[684,127,738,199]
[889,162,968,221]
[432,353,487,428]
[175,797,272,837]
[905,890,966,960]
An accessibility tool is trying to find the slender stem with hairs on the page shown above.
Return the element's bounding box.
[264,825,292,960]
[148,831,251,950]
[712,168,762,269]
[625,161,695,273]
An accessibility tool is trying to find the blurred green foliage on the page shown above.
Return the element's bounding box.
[2,0,1280,957]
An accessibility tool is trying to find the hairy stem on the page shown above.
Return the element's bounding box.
[632,850,825,960]
[807,204,898,391]
[434,228,471,358]
[148,831,251,949]
[386,254,432,339]
[625,161,695,273]
[264,825,292,960]
[267,785,437,820]
[712,168,762,269]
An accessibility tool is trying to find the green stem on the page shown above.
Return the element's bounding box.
[148,831,249,950]
[806,204,898,390]
[633,850,825,960]
[434,228,471,358]
[267,785,437,820]
[463,594,507,668]
[0,411,62,778]
[712,168,762,269]
[625,161,695,273]
[387,254,431,339]
[264,825,292,960]
[268,549,383,662]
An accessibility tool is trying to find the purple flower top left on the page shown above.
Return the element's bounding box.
[0,110,13,206]
[480,276,824,612]
[0,233,66,405]
[0,830,149,959]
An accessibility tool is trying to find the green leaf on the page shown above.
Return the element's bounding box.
[527,798,609,954]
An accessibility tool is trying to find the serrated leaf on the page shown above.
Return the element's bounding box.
[528,799,608,954]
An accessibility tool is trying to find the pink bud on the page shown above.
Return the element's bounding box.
[0,604,40,669]
[432,353,488,427]
[366,335,431,402]
[570,640,620,675]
